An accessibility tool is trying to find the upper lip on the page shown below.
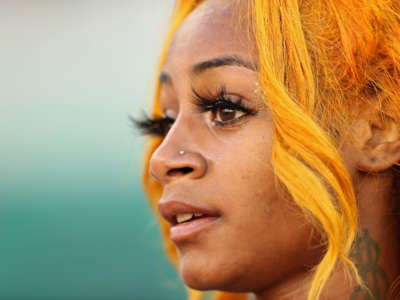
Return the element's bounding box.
[158,199,219,225]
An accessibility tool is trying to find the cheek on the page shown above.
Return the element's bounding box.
[218,128,275,213]
[208,131,317,285]
[178,122,319,292]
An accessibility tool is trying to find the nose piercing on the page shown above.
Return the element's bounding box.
[179,150,185,155]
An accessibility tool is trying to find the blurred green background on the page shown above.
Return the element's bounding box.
[0,1,187,299]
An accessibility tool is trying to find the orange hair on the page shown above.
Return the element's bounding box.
[141,1,400,299]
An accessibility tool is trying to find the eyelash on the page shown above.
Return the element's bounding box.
[130,114,174,137]
[132,86,256,137]
[192,86,256,127]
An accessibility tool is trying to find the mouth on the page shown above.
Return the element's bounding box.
[158,200,220,243]
[175,212,207,224]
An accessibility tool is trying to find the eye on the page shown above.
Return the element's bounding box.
[212,107,247,124]
[192,86,257,127]
[130,114,174,137]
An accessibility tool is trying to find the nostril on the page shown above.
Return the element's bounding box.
[181,167,193,174]
[167,167,194,177]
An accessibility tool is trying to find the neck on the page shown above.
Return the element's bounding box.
[249,171,400,300]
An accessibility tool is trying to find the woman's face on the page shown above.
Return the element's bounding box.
[149,0,321,293]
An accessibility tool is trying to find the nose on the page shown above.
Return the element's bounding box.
[149,111,208,184]
[149,146,208,185]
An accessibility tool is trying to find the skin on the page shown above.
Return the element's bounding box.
[149,0,400,299]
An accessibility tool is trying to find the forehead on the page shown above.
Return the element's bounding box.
[164,0,256,71]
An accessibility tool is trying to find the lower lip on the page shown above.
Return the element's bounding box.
[170,216,219,243]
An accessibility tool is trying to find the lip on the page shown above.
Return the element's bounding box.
[169,216,219,243]
[158,199,220,243]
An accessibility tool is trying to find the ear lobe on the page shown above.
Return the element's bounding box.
[353,116,400,173]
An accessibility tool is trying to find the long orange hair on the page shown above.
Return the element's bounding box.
[141,1,400,299]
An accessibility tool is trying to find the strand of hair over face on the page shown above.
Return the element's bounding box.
[141,1,400,300]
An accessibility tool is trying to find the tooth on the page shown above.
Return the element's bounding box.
[176,213,194,224]
[194,213,203,217]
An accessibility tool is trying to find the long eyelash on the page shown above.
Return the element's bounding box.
[129,113,174,137]
[191,85,254,115]
[131,88,255,137]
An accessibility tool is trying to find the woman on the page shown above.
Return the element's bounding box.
[135,0,400,299]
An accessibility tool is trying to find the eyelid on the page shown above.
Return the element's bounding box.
[164,108,178,119]
[191,86,256,114]
[131,113,173,137]
[190,86,258,130]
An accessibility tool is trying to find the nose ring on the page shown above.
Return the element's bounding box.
[179,150,185,155]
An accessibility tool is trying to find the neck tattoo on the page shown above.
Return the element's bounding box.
[350,229,389,300]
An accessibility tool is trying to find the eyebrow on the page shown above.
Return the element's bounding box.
[192,55,257,74]
[159,55,257,85]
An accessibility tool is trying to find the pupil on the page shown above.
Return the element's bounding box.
[219,109,235,121]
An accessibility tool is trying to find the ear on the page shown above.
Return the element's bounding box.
[351,106,400,172]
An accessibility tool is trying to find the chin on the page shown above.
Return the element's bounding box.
[181,271,219,291]
[178,251,249,292]
[180,259,222,290]
[181,270,240,292]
